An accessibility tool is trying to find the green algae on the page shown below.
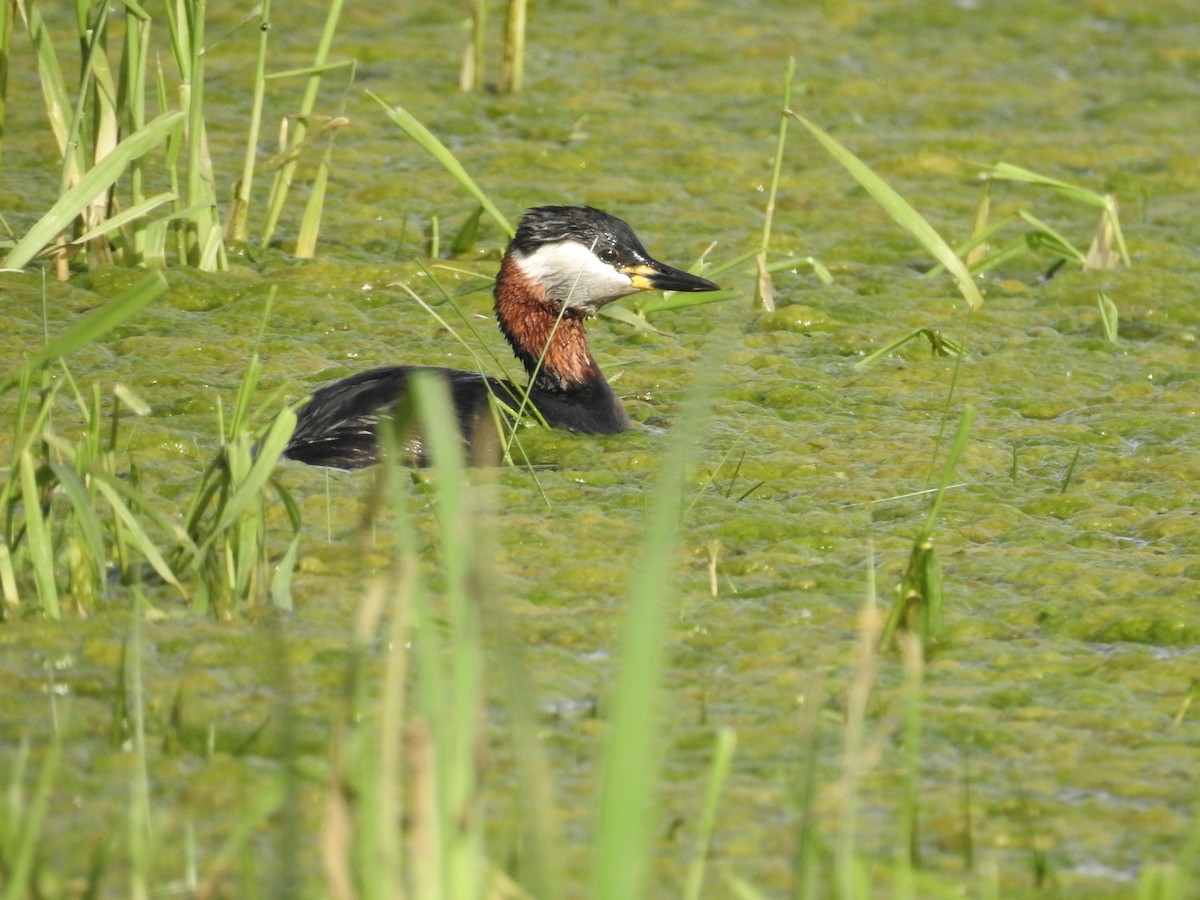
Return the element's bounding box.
[3,0,1200,894]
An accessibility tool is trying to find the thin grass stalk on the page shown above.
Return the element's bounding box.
[0,0,11,169]
[228,0,272,242]
[1,271,167,394]
[964,179,991,268]
[376,564,413,895]
[854,328,967,371]
[1018,210,1087,264]
[922,317,974,493]
[894,632,926,895]
[497,0,526,94]
[261,0,345,246]
[1097,292,1119,344]
[370,92,515,237]
[754,56,795,312]
[126,590,152,900]
[80,3,119,268]
[294,154,329,258]
[21,0,85,186]
[371,414,432,898]
[488,621,565,898]
[881,406,973,648]
[791,667,829,900]
[18,448,58,618]
[835,594,884,899]
[117,2,152,265]
[591,364,713,900]
[683,727,737,900]
[1,737,62,900]
[787,110,984,311]
[178,0,222,267]
[1,113,183,271]
[920,404,974,539]
[460,0,486,91]
[413,372,487,898]
[194,776,288,895]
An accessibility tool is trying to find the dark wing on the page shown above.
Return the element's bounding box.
[283,366,517,470]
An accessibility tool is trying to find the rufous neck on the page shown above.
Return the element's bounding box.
[494,253,605,392]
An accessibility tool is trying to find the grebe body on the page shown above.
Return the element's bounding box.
[284,206,719,469]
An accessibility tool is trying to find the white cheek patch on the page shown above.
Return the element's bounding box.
[513,241,636,313]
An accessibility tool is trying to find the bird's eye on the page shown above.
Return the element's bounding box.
[597,246,618,264]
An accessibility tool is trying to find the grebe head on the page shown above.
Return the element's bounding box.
[506,206,720,315]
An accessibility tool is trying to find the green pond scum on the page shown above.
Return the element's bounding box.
[2,0,1199,896]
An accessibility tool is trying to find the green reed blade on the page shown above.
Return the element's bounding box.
[0,271,167,394]
[591,364,713,900]
[0,0,11,170]
[498,0,527,93]
[1097,292,1119,344]
[922,404,974,538]
[90,472,184,595]
[260,0,346,246]
[48,462,108,592]
[227,0,272,243]
[855,327,966,371]
[294,156,329,258]
[0,544,18,608]
[368,91,514,237]
[21,1,75,165]
[638,288,737,314]
[683,727,737,900]
[985,162,1106,206]
[18,449,58,618]
[412,372,487,897]
[1,738,62,899]
[788,110,984,310]
[194,408,296,559]
[68,192,177,247]
[1017,210,1086,263]
[2,111,183,270]
[755,56,796,311]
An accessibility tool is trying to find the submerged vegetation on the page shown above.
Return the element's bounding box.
[2,1,1199,898]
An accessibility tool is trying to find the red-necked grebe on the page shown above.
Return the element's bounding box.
[283,205,720,469]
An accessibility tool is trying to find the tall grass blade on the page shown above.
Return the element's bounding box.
[854,328,967,371]
[881,405,974,648]
[369,91,514,237]
[193,408,296,558]
[498,0,527,93]
[69,191,177,247]
[683,727,737,900]
[787,111,983,310]
[1085,198,1125,269]
[20,0,77,171]
[0,0,12,169]
[47,462,109,595]
[2,111,184,270]
[836,595,883,899]
[227,0,272,242]
[260,0,346,246]
[1097,292,1119,344]
[18,449,59,618]
[414,371,487,899]
[755,56,796,312]
[986,163,1131,267]
[985,162,1104,206]
[0,272,168,394]
[1017,210,1086,264]
[90,471,184,595]
[1,738,62,899]
[294,156,329,258]
[591,366,712,900]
